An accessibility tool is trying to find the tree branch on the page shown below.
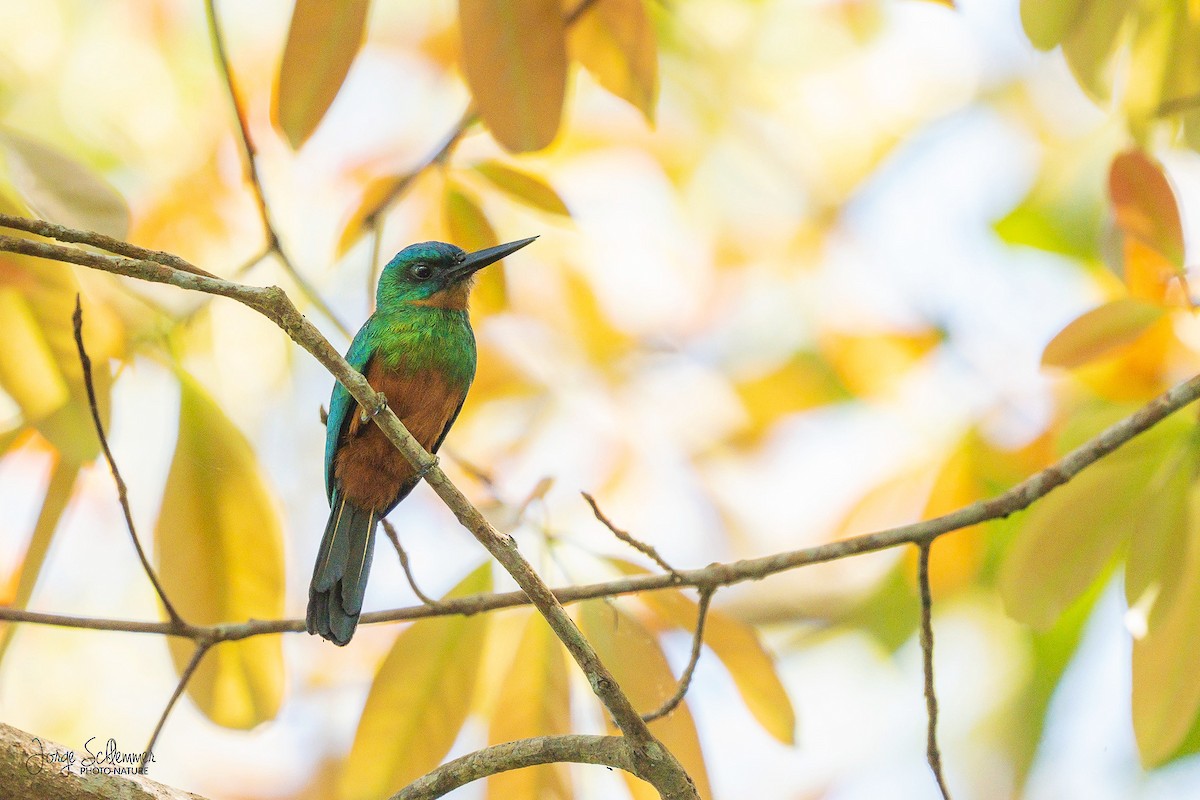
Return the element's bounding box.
[390,735,633,800]
[0,217,698,799]
[0,722,209,800]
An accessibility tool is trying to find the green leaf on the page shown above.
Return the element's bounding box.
[487,613,572,800]
[156,375,285,729]
[569,0,658,122]
[0,127,129,237]
[341,563,492,800]
[1040,298,1164,369]
[473,161,570,216]
[458,0,567,152]
[579,599,712,800]
[1132,478,1200,766]
[1019,0,1089,51]
[274,0,370,149]
[1061,0,1128,102]
[993,130,1113,261]
[999,413,1194,629]
[0,459,80,666]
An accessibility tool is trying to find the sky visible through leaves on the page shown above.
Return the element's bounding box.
[3,0,1200,799]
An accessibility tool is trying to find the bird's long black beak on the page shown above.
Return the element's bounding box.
[449,236,538,283]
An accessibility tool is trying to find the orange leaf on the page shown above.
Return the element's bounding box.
[1041,298,1164,369]
[274,0,370,149]
[1109,150,1185,269]
[336,174,411,257]
[569,0,658,122]
[459,0,567,152]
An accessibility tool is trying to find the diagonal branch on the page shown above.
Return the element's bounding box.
[72,296,184,627]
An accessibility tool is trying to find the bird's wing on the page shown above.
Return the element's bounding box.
[324,324,376,501]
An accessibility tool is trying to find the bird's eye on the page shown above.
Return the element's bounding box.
[411,263,433,280]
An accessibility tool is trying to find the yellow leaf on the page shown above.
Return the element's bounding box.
[0,189,121,463]
[0,128,129,237]
[607,557,796,745]
[1109,149,1185,269]
[341,563,492,800]
[1132,478,1200,766]
[0,458,79,666]
[487,614,572,800]
[569,0,658,122]
[578,600,712,800]
[156,376,284,729]
[999,413,1193,629]
[823,329,942,397]
[733,352,849,443]
[336,173,410,257]
[1040,298,1164,369]
[0,287,69,421]
[559,268,631,365]
[459,0,567,152]
[444,183,506,318]
[273,0,370,149]
[474,160,570,216]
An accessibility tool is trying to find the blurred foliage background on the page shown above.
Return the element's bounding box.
[3,0,1200,798]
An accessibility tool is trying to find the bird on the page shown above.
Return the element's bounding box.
[307,236,537,645]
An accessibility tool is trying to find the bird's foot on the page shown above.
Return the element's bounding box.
[416,455,440,480]
[360,393,388,424]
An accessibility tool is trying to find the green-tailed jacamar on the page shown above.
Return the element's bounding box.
[307,236,536,645]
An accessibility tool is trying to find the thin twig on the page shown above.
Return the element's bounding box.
[643,587,713,723]
[583,492,679,577]
[142,642,211,767]
[203,0,351,338]
[918,542,952,800]
[73,296,184,626]
[382,519,438,606]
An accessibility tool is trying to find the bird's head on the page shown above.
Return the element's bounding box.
[376,237,537,310]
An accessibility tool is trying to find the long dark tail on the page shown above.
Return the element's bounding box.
[307,491,377,646]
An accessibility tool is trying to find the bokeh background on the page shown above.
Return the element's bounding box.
[2,0,1200,798]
